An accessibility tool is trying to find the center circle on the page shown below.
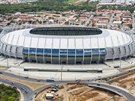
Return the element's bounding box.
[30,27,102,36]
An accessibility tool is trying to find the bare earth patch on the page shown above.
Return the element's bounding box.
[0,74,48,90]
[35,83,126,101]
[111,71,135,96]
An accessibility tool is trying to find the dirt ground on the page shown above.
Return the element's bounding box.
[35,83,126,101]
[0,66,7,68]
[0,74,48,90]
[111,71,135,95]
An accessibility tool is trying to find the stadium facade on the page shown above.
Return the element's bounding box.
[0,25,134,64]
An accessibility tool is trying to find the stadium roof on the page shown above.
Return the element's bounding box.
[1,26,132,49]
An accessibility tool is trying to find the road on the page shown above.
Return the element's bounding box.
[85,15,93,26]
[0,69,86,83]
[108,13,114,29]
[88,82,135,101]
[20,0,37,3]
[1,67,135,101]
[1,66,135,83]
[0,78,33,101]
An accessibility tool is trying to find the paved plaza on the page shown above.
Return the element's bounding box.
[0,56,135,81]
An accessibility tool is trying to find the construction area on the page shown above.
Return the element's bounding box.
[109,70,135,96]
[35,83,126,101]
[35,70,135,101]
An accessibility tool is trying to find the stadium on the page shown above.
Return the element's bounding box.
[0,25,134,64]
